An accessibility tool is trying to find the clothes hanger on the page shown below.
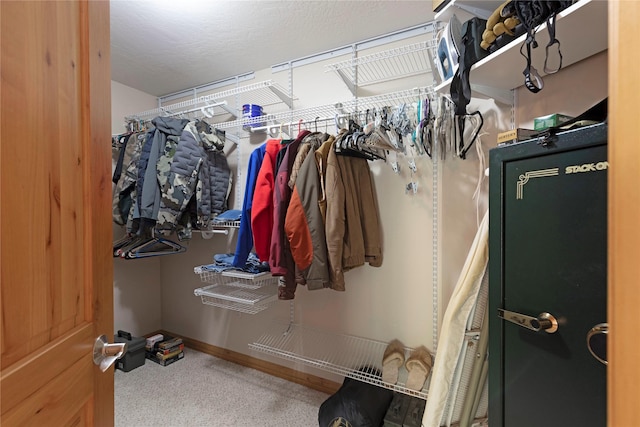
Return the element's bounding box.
[123,236,186,259]
[113,233,138,257]
[411,100,425,156]
[335,117,382,161]
[362,109,375,135]
[114,234,147,257]
[418,98,433,157]
[269,124,279,138]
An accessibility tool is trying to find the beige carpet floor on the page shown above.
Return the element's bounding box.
[115,347,329,426]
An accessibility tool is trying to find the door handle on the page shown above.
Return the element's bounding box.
[93,335,127,372]
[498,309,559,333]
[586,323,608,365]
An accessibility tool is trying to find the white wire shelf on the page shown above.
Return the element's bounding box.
[249,323,433,399]
[325,41,438,91]
[126,80,294,122]
[238,86,434,135]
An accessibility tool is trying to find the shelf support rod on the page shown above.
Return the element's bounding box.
[283,300,294,336]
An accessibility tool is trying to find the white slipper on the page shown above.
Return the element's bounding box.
[382,339,405,384]
[405,346,433,391]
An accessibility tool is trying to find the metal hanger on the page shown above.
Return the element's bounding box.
[122,236,186,259]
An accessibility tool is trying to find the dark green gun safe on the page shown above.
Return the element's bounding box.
[488,123,608,427]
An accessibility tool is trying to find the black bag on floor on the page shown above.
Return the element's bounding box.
[318,367,393,427]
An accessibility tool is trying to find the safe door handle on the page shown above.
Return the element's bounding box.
[498,309,559,333]
[586,323,608,365]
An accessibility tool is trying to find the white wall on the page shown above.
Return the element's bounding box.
[111,80,163,337]
[111,80,158,135]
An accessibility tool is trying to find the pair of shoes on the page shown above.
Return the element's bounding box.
[382,340,433,392]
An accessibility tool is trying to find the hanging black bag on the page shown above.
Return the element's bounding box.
[449,17,488,160]
[450,17,488,118]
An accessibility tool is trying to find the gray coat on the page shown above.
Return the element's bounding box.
[156,121,231,238]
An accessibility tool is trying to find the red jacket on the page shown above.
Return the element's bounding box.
[251,139,283,262]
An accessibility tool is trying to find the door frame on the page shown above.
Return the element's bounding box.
[608,2,640,426]
[84,0,114,423]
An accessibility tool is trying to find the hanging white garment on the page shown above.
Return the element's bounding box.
[423,210,489,427]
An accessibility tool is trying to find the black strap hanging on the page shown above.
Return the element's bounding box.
[459,111,484,160]
[543,13,563,74]
[520,33,544,93]
[453,111,483,160]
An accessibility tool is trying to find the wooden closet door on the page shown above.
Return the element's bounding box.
[0,1,113,425]
[608,2,640,426]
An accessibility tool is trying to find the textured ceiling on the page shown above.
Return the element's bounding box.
[110,0,435,97]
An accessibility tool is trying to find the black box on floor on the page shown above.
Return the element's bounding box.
[114,330,146,372]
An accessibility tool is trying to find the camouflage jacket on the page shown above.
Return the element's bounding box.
[156,121,231,239]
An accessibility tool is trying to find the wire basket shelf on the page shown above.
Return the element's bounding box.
[193,268,278,314]
[194,285,277,314]
[194,270,276,290]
